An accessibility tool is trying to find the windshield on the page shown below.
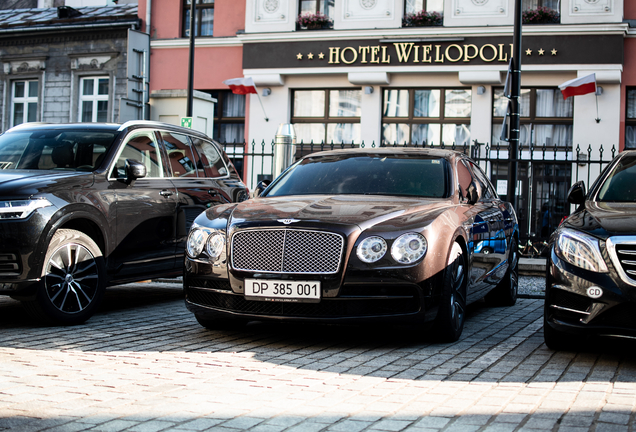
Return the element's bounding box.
[266,153,450,198]
[596,155,636,202]
[0,129,119,172]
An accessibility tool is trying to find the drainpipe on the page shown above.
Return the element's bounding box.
[145,0,151,36]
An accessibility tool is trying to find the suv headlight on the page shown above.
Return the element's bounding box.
[391,233,427,264]
[555,228,608,272]
[186,225,226,261]
[0,199,53,220]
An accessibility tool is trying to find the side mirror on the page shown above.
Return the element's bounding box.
[567,181,586,205]
[253,179,272,197]
[467,181,479,205]
[125,159,147,183]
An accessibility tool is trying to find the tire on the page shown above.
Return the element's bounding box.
[432,242,467,342]
[195,313,246,330]
[22,229,105,325]
[543,316,579,351]
[486,238,519,307]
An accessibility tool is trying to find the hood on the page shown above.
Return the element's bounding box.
[565,201,636,238]
[227,195,452,231]
[0,170,94,200]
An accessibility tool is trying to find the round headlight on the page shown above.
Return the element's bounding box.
[357,236,387,263]
[206,232,226,261]
[391,233,427,264]
[186,228,207,258]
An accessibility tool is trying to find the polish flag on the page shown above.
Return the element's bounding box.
[558,74,597,100]
[223,77,257,95]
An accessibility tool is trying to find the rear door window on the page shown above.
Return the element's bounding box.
[160,131,199,178]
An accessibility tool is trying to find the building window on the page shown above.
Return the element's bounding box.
[79,77,109,123]
[405,0,443,13]
[492,88,573,147]
[211,90,245,143]
[11,80,38,127]
[299,0,334,18]
[522,0,559,10]
[626,89,636,149]
[183,0,214,37]
[292,89,362,144]
[382,88,471,146]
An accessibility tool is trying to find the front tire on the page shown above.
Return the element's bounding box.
[22,229,105,325]
[486,238,519,306]
[432,242,467,342]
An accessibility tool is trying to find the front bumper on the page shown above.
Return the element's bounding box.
[545,248,636,340]
[184,257,442,324]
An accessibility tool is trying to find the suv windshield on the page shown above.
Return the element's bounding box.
[596,155,636,202]
[0,129,118,171]
[266,153,449,198]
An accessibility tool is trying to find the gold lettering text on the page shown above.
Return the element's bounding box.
[498,44,508,62]
[435,45,444,63]
[381,46,390,63]
[329,47,340,64]
[341,47,358,64]
[422,45,432,63]
[445,44,463,62]
[370,46,380,63]
[394,42,414,63]
[359,46,370,63]
[479,44,498,62]
[413,45,420,63]
[463,44,478,62]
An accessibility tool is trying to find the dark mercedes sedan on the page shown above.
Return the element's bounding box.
[0,121,248,325]
[184,148,519,342]
[544,150,636,349]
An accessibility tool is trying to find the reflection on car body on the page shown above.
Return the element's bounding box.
[184,148,520,342]
[544,150,636,349]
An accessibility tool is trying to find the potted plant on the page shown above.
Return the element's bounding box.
[522,6,559,24]
[402,10,443,27]
[297,12,332,30]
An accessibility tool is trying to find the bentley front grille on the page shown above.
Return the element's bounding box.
[231,228,344,274]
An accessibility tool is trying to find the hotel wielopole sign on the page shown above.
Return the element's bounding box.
[243,35,623,69]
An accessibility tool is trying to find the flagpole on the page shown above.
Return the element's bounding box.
[595,93,601,123]
[255,91,269,122]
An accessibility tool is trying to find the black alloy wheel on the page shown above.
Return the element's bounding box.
[23,229,105,325]
[433,242,467,342]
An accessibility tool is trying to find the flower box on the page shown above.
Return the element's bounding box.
[402,11,443,27]
[522,7,560,24]
[297,12,332,30]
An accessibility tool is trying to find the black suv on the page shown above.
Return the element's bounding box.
[0,121,248,325]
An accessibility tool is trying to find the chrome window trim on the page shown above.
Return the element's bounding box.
[231,228,345,275]
[606,236,636,287]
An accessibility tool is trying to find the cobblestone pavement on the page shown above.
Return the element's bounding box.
[0,278,635,432]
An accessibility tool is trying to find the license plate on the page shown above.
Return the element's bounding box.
[244,279,321,303]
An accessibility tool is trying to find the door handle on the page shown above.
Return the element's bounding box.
[160,189,173,197]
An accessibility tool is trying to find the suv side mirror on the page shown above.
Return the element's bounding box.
[253,179,272,197]
[125,159,147,182]
[567,181,586,205]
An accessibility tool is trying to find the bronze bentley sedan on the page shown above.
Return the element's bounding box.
[183,148,519,341]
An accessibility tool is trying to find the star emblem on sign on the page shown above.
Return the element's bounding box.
[318,52,325,59]
[296,53,303,60]
[551,48,558,55]
[307,53,314,60]
[525,49,532,56]
[538,48,545,56]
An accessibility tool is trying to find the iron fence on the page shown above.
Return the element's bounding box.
[219,140,617,255]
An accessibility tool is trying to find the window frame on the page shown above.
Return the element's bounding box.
[492,86,574,148]
[291,88,362,144]
[381,87,472,146]
[78,76,110,123]
[10,79,39,128]
[183,0,214,38]
[211,90,246,143]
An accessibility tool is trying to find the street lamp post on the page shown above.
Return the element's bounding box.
[507,0,522,205]
[187,0,196,117]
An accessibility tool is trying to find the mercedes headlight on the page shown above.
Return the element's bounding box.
[555,228,608,272]
[357,236,387,263]
[0,199,53,220]
[186,226,226,261]
[391,233,427,264]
